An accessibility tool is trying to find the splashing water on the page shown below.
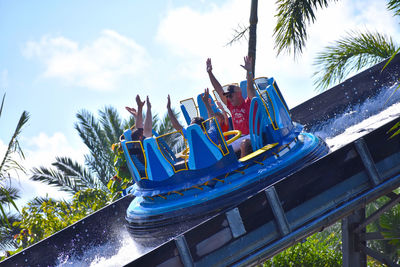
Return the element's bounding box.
[310,83,400,151]
[55,228,151,267]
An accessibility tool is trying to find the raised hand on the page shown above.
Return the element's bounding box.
[136,94,145,108]
[146,96,151,109]
[125,106,137,116]
[206,58,213,73]
[201,88,210,104]
[240,55,252,72]
[167,94,171,109]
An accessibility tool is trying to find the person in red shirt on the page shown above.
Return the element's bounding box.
[206,56,257,157]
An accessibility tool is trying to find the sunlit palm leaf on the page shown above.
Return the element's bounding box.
[313,30,398,91]
[274,0,337,57]
[53,156,106,191]
[75,110,113,183]
[30,166,81,194]
[0,185,20,205]
[0,110,29,179]
[387,0,400,16]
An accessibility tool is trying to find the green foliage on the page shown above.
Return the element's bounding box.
[30,106,134,194]
[11,189,110,249]
[0,93,28,251]
[366,194,400,263]
[387,120,400,139]
[264,230,342,267]
[387,0,400,16]
[274,0,337,57]
[313,30,398,91]
[108,142,133,201]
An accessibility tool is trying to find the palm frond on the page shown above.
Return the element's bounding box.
[99,106,123,145]
[387,0,400,16]
[0,213,20,251]
[75,110,114,182]
[30,166,81,194]
[274,0,337,57]
[0,111,30,179]
[0,184,20,205]
[313,30,399,91]
[0,93,5,118]
[53,156,107,191]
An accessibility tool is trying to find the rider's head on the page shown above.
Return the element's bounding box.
[131,128,144,141]
[223,85,243,106]
[190,116,206,131]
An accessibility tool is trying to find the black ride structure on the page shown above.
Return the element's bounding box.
[4,54,400,267]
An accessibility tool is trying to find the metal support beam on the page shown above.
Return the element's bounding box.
[226,208,246,238]
[265,187,290,236]
[342,208,367,267]
[175,235,194,267]
[360,244,400,267]
[354,192,400,233]
[354,138,381,185]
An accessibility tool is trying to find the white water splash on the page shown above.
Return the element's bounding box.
[311,83,400,151]
[55,229,151,267]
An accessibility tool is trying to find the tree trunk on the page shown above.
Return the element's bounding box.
[248,0,258,78]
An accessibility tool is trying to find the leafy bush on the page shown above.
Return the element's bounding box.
[11,189,110,249]
[264,230,342,267]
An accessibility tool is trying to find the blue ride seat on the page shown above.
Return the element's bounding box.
[250,77,295,150]
[239,80,248,99]
[143,137,175,182]
[180,103,192,126]
[123,128,133,141]
[197,93,219,120]
[186,124,223,170]
[121,140,147,183]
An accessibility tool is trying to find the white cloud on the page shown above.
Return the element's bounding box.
[0,132,87,208]
[22,30,150,91]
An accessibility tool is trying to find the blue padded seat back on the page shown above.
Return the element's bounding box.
[239,80,248,99]
[180,104,192,125]
[186,124,223,170]
[197,94,219,120]
[123,128,133,141]
[121,140,144,183]
[143,138,175,181]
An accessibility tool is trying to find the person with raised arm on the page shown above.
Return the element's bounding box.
[206,56,256,157]
[125,95,153,165]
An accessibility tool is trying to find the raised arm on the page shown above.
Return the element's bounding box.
[215,100,229,126]
[241,56,257,100]
[167,94,183,131]
[125,94,145,129]
[206,58,227,106]
[143,96,152,137]
[201,88,215,118]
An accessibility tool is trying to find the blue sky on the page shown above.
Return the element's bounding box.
[1,0,400,204]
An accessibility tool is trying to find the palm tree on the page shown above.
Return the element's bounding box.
[0,93,29,250]
[30,105,180,194]
[313,31,399,91]
[30,106,133,193]
[273,0,400,91]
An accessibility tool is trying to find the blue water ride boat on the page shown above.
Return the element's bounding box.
[120,77,329,244]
